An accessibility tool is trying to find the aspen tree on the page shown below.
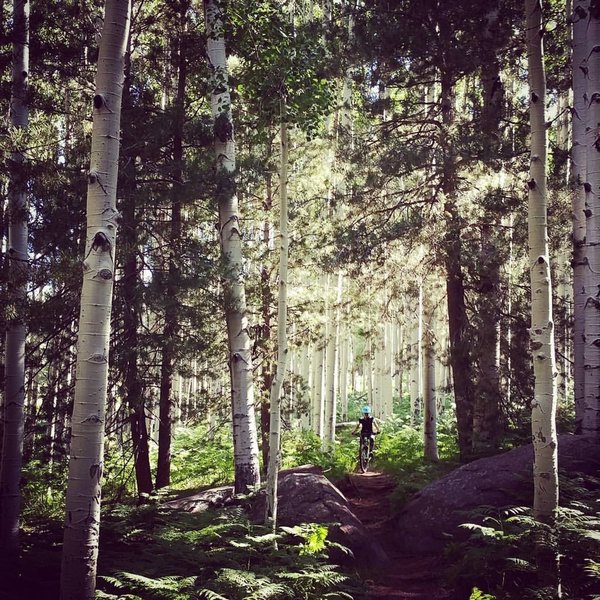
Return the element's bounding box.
[583,0,600,435]
[524,0,559,522]
[323,271,343,444]
[205,0,260,492]
[311,344,324,436]
[60,1,130,598]
[423,300,438,462]
[572,0,588,429]
[323,274,336,443]
[0,0,29,566]
[265,98,289,527]
[339,322,350,421]
[409,284,423,423]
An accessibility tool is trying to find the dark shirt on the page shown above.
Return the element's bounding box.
[359,416,374,436]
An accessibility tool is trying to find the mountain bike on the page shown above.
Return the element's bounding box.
[358,434,376,473]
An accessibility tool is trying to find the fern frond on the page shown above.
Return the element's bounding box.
[246,532,280,544]
[246,582,291,599]
[198,589,229,600]
[584,559,600,580]
[459,523,504,539]
[504,557,535,571]
[98,575,127,590]
[501,506,530,518]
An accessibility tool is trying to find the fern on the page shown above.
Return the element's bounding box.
[246,582,291,599]
[469,588,495,600]
[448,472,600,599]
[99,572,197,600]
[197,590,228,600]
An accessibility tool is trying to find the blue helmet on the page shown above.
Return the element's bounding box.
[361,405,371,414]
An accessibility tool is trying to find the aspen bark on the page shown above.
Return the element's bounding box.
[311,344,324,436]
[423,303,438,462]
[583,0,600,435]
[323,274,336,444]
[205,0,260,492]
[60,2,130,598]
[323,271,343,444]
[265,103,289,527]
[572,0,588,430]
[339,322,349,421]
[0,0,29,565]
[524,0,559,521]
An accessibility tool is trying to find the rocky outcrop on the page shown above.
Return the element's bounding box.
[164,465,388,568]
[163,485,234,512]
[250,465,389,568]
[393,434,600,554]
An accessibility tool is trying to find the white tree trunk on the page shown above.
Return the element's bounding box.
[205,0,260,492]
[323,274,336,445]
[300,346,311,429]
[0,0,29,563]
[525,0,559,521]
[409,286,423,423]
[373,329,383,418]
[571,0,588,430]
[324,271,343,443]
[423,304,438,461]
[583,1,600,435]
[311,344,324,436]
[60,2,130,598]
[384,321,394,418]
[265,104,289,527]
[339,322,349,421]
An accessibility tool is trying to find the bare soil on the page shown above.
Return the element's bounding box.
[343,471,451,599]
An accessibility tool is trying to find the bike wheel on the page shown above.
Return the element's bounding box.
[359,442,370,473]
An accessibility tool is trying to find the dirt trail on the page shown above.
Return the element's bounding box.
[344,472,450,599]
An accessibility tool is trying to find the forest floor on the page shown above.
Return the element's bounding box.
[344,471,451,599]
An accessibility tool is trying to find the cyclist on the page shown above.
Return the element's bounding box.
[352,405,379,453]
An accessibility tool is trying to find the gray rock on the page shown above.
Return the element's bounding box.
[163,485,234,512]
[393,434,600,554]
[250,466,389,568]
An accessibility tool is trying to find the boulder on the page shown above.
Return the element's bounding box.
[163,485,234,512]
[250,466,389,568]
[393,434,600,554]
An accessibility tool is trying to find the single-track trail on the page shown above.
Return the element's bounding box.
[343,472,450,599]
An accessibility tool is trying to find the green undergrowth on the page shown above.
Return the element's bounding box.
[280,428,358,481]
[446,472,600,599]
[373,415,460,509]
[96,503,362,600]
